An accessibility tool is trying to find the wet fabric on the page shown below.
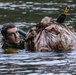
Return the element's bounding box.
[2,41,25,49]
[25,17,76,52]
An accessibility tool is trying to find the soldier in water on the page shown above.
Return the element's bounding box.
[1,23,25,53]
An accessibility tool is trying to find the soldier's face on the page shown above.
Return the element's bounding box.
[6,27,20,44]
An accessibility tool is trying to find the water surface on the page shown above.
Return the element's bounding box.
[0,0,76,75]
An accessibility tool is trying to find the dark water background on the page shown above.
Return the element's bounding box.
[0,0,76,75]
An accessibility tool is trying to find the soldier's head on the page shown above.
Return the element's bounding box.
[1,23,20,44]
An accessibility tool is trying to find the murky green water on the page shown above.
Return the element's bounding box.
[0,0,76,75]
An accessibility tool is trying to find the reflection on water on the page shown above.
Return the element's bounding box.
[0,50,76,75]
[0,0,76,75]
[0,0,76,28]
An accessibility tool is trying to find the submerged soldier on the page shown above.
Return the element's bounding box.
[1,23,25,53]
